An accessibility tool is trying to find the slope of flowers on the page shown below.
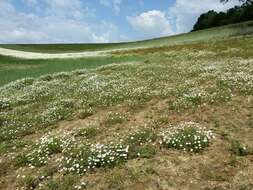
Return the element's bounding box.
[0,54,252,143]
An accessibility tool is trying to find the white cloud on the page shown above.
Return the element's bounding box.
[99,0,123,15]
[169,0,242,33]
[0,0,123,44]
[127,10,173,39]
[44,0,94,19]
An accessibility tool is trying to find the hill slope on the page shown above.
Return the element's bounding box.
[0,27,253,190]
[1,21,253,86]
[0,21,253,53]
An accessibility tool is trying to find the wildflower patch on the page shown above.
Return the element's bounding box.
[160,122,215,153]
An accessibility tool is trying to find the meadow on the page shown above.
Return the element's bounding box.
[0,55,143,86]
[0,22,253,190]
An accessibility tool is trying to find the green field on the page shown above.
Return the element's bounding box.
[0,55,143,86]
[0,22,253,190]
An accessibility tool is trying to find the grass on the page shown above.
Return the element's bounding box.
[0,55,144,86]
[0,23,253,189]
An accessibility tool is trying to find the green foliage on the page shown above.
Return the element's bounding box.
[125,129,157,158]
[163,127,209,152]
[105,112,126,127]
[134,144,156,158]
[26,136,66,166]
[62,142,128,174]
[161,123,214,153]
[77,107,94,119]
[193,2,253,31]
[125,129,157,146]
[74,126,99,139]
[43,174,79,190]
[18,175,40,190]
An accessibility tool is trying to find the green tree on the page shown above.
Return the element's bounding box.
[192,1,253,31]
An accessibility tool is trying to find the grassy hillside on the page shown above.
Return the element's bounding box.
[1,21,253,86]
[0,32,252,189]
[1,21,253,53]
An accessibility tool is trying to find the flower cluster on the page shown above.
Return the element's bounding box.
[160,122,215,153]
[40,99,74,125]
[61,142,128,174]
[0,98,11,110]
[26,135,73,166]
[105,112,126,126]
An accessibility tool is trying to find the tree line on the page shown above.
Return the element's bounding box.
[192,0,253,31]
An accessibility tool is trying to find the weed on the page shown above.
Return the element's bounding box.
[77,107,94,119]
[230,140,252,156]
[74,126,99,139]
[105,112,126,127]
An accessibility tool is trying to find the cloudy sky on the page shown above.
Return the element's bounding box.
[0,0,241,44]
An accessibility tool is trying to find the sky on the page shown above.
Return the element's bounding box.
[0,0,242,44]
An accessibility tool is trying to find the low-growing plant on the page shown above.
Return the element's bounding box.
[43,174,79,190]
[105,112,126,127]
[125,129,157,158]
[160,122,214,153]
[0,99,11,111]
[150,115,168,129]
[40,100,74,125]
[106,169,125,189]
[18,175,40,190]
[77,107,94,119]
[134,144,156,158]
[74,126,99,139]
[62,142,128,174]
[14,154,30,167]
[230,140,251,156]
[126,129,157,146]
[26,135,71,166]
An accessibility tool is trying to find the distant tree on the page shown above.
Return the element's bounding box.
[221,0,252,3]
[192,1,253,31]
[193,11,218,31]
